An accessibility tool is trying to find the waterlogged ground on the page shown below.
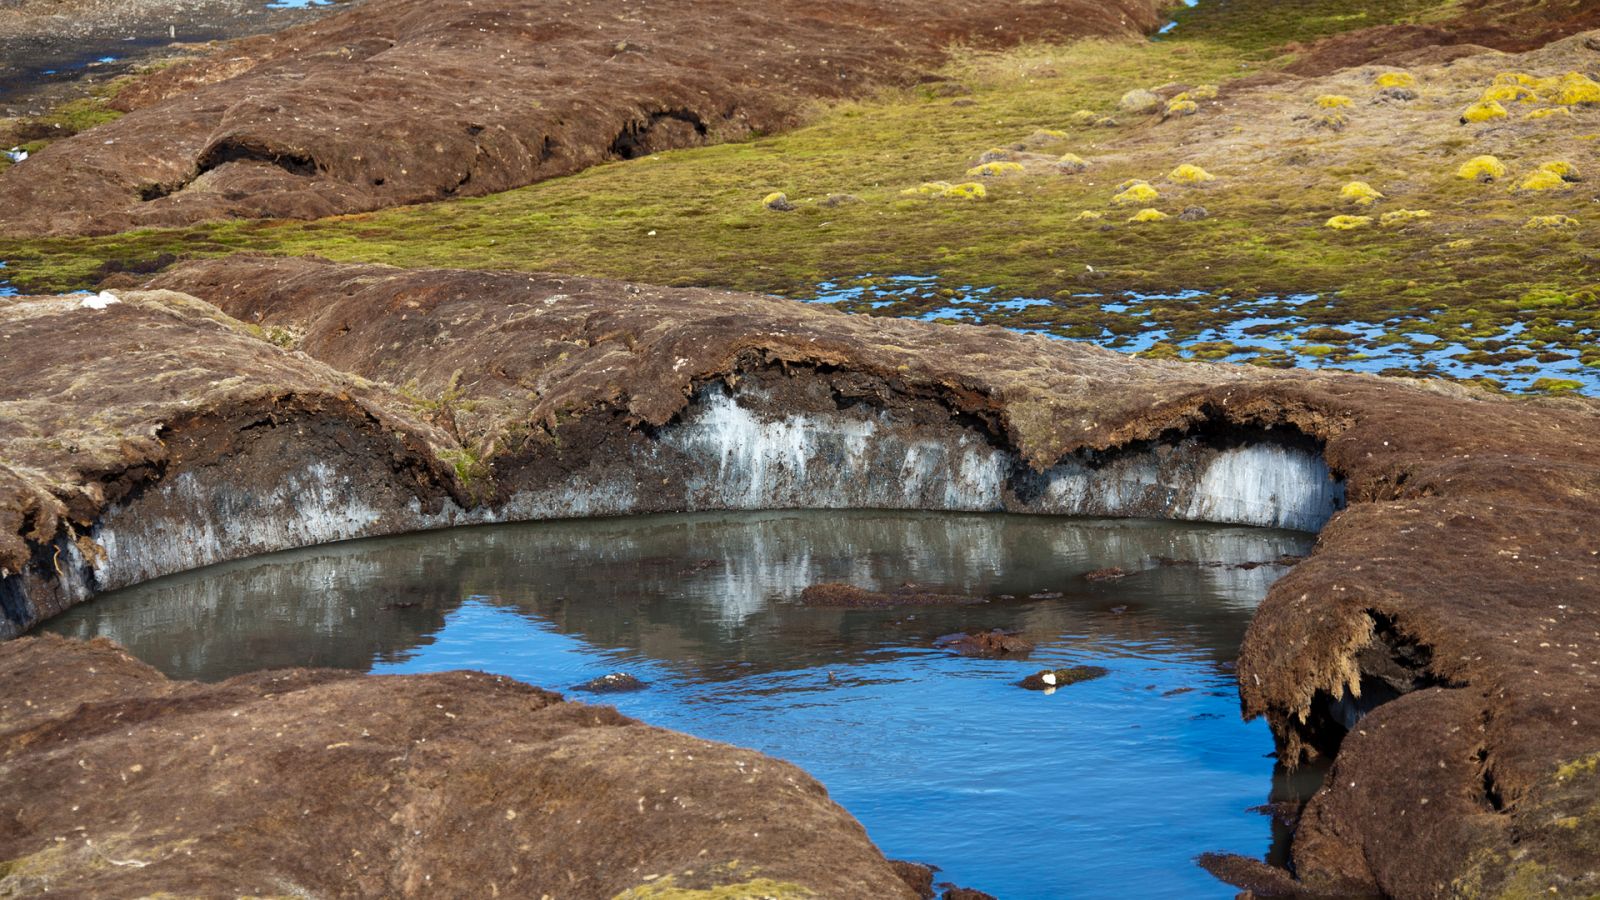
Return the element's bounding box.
[807,274,1600,394]
[48,510,1320,899]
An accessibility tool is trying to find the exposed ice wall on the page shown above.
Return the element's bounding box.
[660,390,1010,511]
[660,388,1343,532]
[3,381,1345,635]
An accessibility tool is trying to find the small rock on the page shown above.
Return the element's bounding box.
[1083,566,1128,582]
[820,193,862,207]
[889,860,938,899]
[1584,35,1600,52]
[1374,87,1418,103]
[761,192,796,211]
[941,885,999,900]
[1118,88,1161,115]
[1178,205,1209,221]
[1027,590,1063,600]
[1018,666,1109,690]
[572,673,648,693]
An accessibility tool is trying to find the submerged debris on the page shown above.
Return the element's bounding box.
[936,629,1034,658]
[572,672,648,693]
[799,583,984,608]
[1018,666,1109,690]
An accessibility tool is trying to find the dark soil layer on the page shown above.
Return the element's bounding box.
[0,633,916,897]
[0,0,1159,236]
[2,256,1599,895]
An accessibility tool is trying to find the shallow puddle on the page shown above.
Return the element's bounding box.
[805,274,1600,396]
[48,510,1317,898]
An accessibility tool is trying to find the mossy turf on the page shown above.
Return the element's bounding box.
[1,0,1597,393]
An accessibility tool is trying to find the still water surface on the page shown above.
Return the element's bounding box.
[49,510,1317,898]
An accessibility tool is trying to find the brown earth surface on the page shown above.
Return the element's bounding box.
[0,0,1160,237]
[1271,0,1600,77]
[1,255,1598,895]
[0,0,357,115]
[0,633,920,897]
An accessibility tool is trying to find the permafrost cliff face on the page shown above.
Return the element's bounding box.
[662,387,1342,530]
[39,383,1343,632]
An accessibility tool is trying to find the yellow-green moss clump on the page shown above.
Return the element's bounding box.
[1532,378,1584,393]
[1341,181,1384,206]
[1375,71,1416,89]
[1075,210,1104,222]
[1537,160,1580,181]
[1326,215,1373,230]
[1128,208,1170,223]
[900,181,952,197]
[966,161,1025,177]
[1518,169,1571,192]
[1526,214,1579,229]
[1456,155,1507,182]
[1111,181,1160,205]
[761,192,796,211]
[942,182,988,200]
[1056,153,1088,173]
[1315,94,1354,108]
[1555,752,1600,780]
[1551,72,1600,106]
[1070,109,1098,125]
[1168,163,1214,183]
[1460,99,1508,123]
[1380,209,1431,226]
[1481,83,1536,104]
[1166,98,1199,116]
[1527,106,1573,120]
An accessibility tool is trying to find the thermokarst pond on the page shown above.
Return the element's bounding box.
[48,510,1321,898]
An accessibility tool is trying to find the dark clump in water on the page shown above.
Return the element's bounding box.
[49,510,1319,899]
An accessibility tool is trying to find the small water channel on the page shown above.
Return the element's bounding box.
[47,509,1319,898]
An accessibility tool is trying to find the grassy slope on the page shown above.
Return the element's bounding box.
[2,0,1596,389]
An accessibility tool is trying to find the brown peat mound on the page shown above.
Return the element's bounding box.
[0,633,921,897]
[0,0,1160,237]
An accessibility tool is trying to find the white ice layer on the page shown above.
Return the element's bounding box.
[661,390,1343,531]
[659,391,1010,512]
[11,384,1344,634]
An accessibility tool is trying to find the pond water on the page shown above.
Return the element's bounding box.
[48,510,1318,898]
